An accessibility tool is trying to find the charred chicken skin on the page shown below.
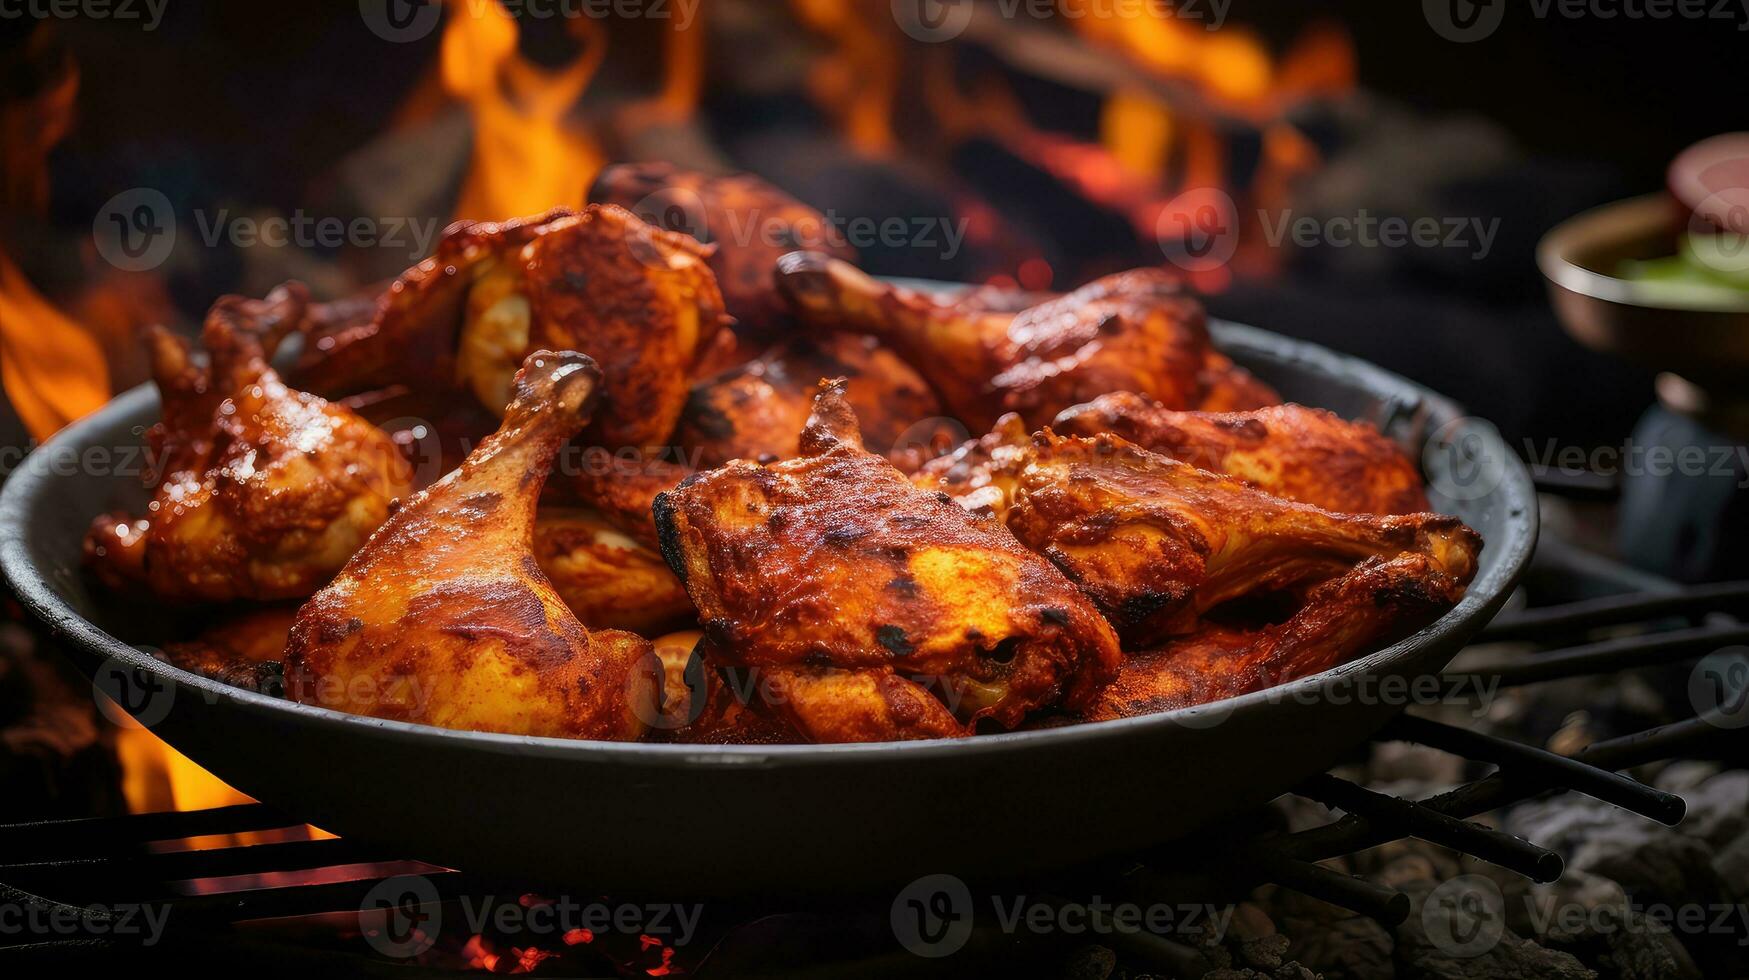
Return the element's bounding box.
[677,333,947,467]
[298,205,730,448]
[285,351,658,740]
[652,380,1122,740]
[775,252,1269,429]
[1085,553,1467,720]
[1050,393,1430,515]
[85,284,413,602]
[1006,431,1480,645]
[589,162,857,347]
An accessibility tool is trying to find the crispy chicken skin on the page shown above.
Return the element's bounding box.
[298,208,574,397]
[1086,553,1467,720]
[1196,351,1281,412]
[652,380,1122,738]
[910,412,1032,520]
[154,605,300,691]
[533,506,694,634]
[297,205,730,448]
[1051,393,1430,515]
[677,333,947,467]
[84,284,414,602]
[590,163,857,347]
[1007,431,1480,645]
[285,351,658,740]
[775,252,1235,429]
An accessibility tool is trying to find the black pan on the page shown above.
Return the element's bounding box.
[0,316,1536,895]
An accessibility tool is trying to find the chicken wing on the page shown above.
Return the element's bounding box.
[298,208,574,397]
[677,333,948,467]
[590,163,857,349]
[533,506,694,634]
[652,379,1122,738]
[1006,430,1480,645]
[1051,393,1429,515]
[85,285,414,602]
[285,351,658,739]
[1084,553,1467,719]
[298,205,730,449]
[776,252,1236,429]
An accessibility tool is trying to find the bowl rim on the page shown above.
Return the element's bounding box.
[0,318,1537,766]
[1537,192,1749,313]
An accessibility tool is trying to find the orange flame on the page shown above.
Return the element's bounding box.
[0,252,110,442]
[790,0,900,155]
[441,0,607,221]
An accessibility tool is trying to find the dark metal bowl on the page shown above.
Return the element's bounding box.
[0,318,1535,895]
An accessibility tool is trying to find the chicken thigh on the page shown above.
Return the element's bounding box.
[652,380,1122,738]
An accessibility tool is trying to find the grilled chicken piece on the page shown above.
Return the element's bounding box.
[285,352,658,739]
[299,208,573,398]
[298,205,730,448]
[1007,431,1480,645]
[533,506,694,634]
[643,634,806,744]
[551,449,691,549]
[590,163,857,349]
[84,285,413,602]
[1085,553,1466,719]
[1051,393,1429,515]
[776,252,1249,429]
[154,605,300,691]
[910,412,1032,520]
[1196,351,1281,412]
[653,380,1122,739]
[677,333,947,467]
